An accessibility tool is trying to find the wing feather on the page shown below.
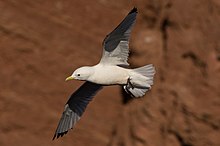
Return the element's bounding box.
[100,7,137,66]
[53,82,102,140]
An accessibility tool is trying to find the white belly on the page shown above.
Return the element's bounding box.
[88,65,129,85]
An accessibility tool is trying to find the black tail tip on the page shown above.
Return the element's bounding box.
[129,7,138,14]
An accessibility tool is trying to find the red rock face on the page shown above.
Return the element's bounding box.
[0,0,220,146]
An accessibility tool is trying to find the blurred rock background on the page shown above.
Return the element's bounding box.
[0,0,220,146]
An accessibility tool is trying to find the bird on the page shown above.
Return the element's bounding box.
[53,7,155,140]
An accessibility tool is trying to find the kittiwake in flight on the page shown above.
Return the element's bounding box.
[53,7,155,140]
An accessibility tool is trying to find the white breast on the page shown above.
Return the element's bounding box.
[88,65,129,85]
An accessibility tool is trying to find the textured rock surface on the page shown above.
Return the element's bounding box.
[0,0,220,146]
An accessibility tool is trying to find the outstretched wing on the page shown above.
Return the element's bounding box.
[53,82,103,140]
[100,7,137,66]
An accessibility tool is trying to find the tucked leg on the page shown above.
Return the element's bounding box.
[126,77,134,89]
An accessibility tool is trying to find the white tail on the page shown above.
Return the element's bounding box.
[123,64,155,97]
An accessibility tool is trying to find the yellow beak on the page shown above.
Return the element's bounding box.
[65,76,74,81]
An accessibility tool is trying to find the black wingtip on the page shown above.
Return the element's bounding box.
[52,131,69,140]
[52,134,56,140]
[128,7,138,14]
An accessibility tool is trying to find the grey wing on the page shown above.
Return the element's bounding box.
[53,82,103,140]
[100,7,137,66]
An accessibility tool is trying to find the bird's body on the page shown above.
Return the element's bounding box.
[86,64,154,89]
[53,7,156,139]
[87,64,129,85]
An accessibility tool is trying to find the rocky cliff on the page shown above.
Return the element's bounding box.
[0,0,219,146]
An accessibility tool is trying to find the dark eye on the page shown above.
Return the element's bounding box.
[77,74,80,76]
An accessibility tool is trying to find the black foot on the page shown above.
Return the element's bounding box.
[126,77,134,89]
[124,77,135,98]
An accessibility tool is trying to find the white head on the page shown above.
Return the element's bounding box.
[65,66,94,81]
